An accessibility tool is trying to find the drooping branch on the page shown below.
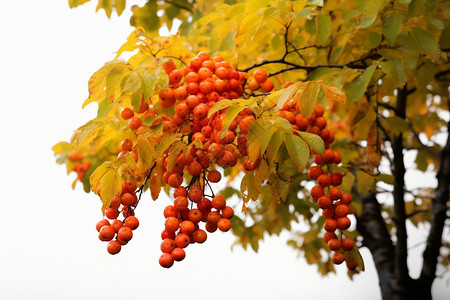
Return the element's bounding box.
[391,85,410,284]
[419,103,450,289]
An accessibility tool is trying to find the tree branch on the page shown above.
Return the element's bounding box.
[356,193,399,299]
[419,104,450,289]
[392,86,410,284]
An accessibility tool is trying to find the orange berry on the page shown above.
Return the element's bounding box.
[323,219,338,232]
[124,216,139,230]
[161,238,176,254]
[323,232,337,243]
[121,107,134,120]
[317,196,332,209]
[163,60,177,74]
[111,219,123,233]
[117,226,133,242]
[330,173,343,186]
[205,221,218,233]
[188,186,203,203]
[346,260,358,270]
[169,69,183,85]
[317,174,331,188]
[337,217,351,230]
[310,185,324,201]
[180,220,196,235]
[107,240,122,255]
[128,117,142,130]
[96,219,110,232]
[221,206,234,219]
[207,211,221,223]
[247,78,259,91]
[341,193,352,205]
[308,166,322,180]
[260,78,274,92]
[332,252,345,265]
[99,225,115,241]
[335,204,349,218]
[329,187,342,200]
[192,229,207,243]
[174,196,189,212]
[105,207,119,220]
[327,238,342,251]
[217,218,232,232]
[253,69,268,83]
[188,209,203,224]
[121,193,136,207]
[314,104,324,117]
[164,205,178,218]
[175,233,191,248]
[171,247,186,261]
[207,169,222,183]
[165,217,180,233]
[212,195,226,210]
[159,253,174,268]
[122,180,137,193]
[342,238,355,251]
[168,173,184,188]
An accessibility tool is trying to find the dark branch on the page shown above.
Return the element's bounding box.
[419,102,450,289]
[392,85,410,284]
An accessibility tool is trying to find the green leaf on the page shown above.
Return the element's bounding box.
[376,174,394,185]
[344,64,377,103]
[408,0,427,17]
[412,27,439,59]
[240,172,262,203]
[284,134,309,170]
[380,59,406,87]
[316,14,331,46]
[265,129,285,162]
[415,149,428,171]
[357,170,375,194]
[361,0,387,29]
[384,116,409,136]
[298,81,320,117]
[276,82,301,110]
[382,14,402,46]
[297,131,325,155]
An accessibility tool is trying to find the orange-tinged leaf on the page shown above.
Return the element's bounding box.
[320,81,346,103]
[150,164,162,200]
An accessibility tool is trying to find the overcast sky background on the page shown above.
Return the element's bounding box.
[0,1,448,299]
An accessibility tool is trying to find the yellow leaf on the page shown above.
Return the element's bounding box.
[276,82,302,111]
[100,169,121,213]
[137,136,154,170]
[297,81,320,117]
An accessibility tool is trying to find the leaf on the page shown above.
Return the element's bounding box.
[297,131,325,155]
[412,27,439,59]
[356,170,375,194]
[136,136,154,170]
[344,64,377,103]
[154,134,180,161]
[284,134,309,170]
[68,0,91,8]
[376,174,394,185]
[276,82,301,110]
[361,0,387,29]
[219,105,245,138]
[382,14,402,46]
[320,81,346,103]
[384,116,409,136]
[240,172,262,203]
[341,171,355,193]
[99,169,121,212]
[380,59,406,87]
[115,28,146,58]
[297,81,320,117]
[316,14,331,46]
[149,164,162,200]
[265,129,285,162]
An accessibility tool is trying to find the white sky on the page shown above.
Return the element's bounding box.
[0,1,448,299]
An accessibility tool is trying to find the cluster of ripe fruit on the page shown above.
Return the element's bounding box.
[93,50,357,269]
[276,101,358,269]
[95,180,140,255]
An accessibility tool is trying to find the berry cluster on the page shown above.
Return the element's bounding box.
[96,179,140,255]
[159,183,235,268]
[274,97,358,270]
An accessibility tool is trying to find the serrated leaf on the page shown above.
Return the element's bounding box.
[382,14,402,46]
[219,105,245,138]
[276,82,301,110]
[265,129,285,162]
[136,136,154,170]
[154,134,181,161]
[320,81,346,103]
[100,169,121,213]
[345,64,377,103]
[240,172,262,203]
[316,14,331,45]
[361,0,387,29]
[297,131,325,155]
[284,134,309,170]
[298,81,320,117]
[412,27,439,59]
[380,59,406,87]
[115,28,146,58]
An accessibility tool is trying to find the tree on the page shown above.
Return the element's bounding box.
[54,1,449,299]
